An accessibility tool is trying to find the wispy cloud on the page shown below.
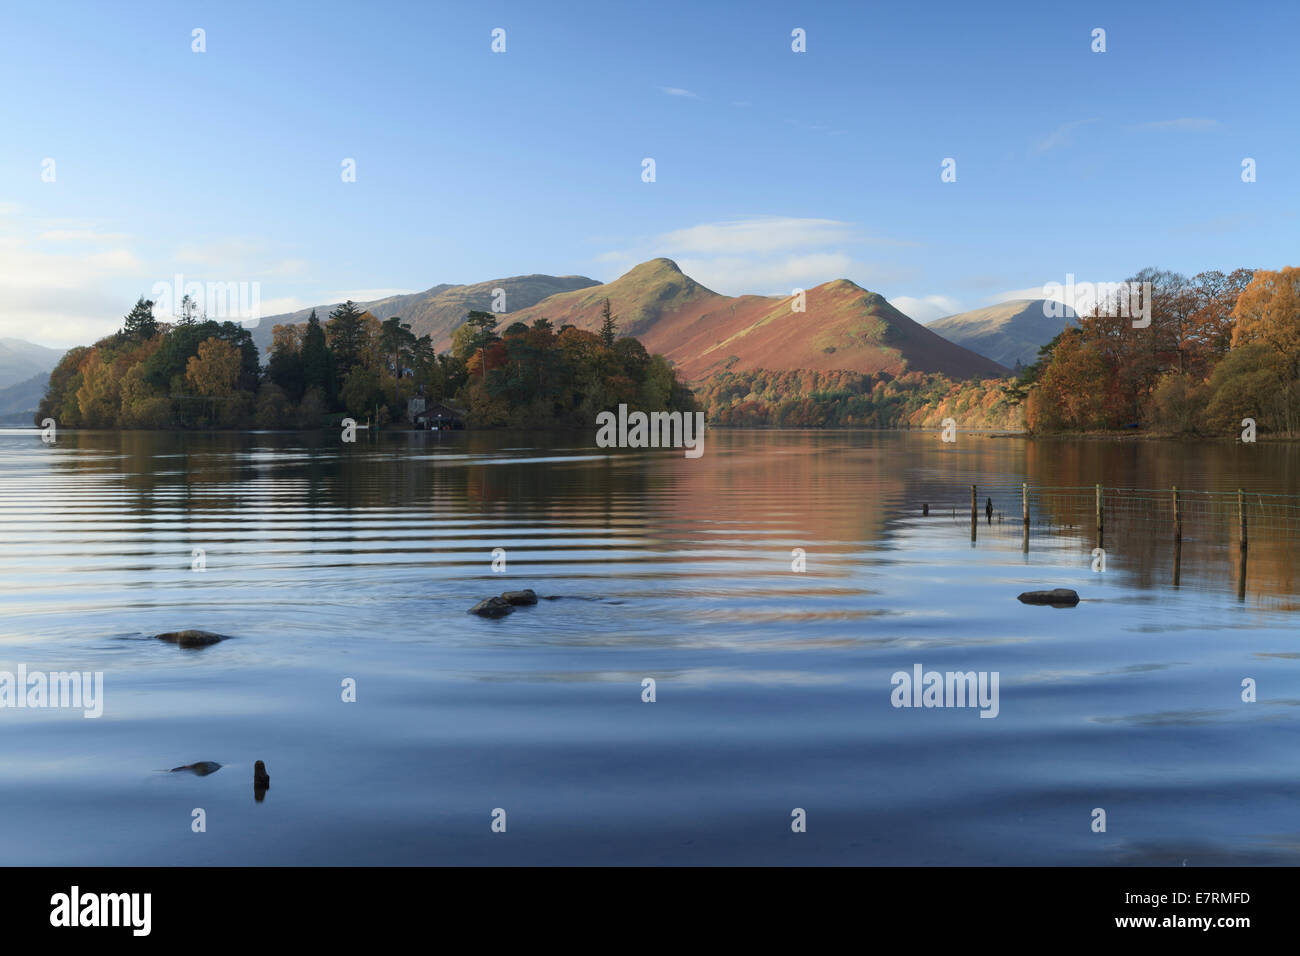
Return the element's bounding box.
[39,229,130,242]
[1033,118,1099,154]
[660,87,698,98]
[1132,117,1220,132]
[596,217,914,295]
[659,218,856,256]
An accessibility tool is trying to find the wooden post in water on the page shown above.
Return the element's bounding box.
[1095,483,1104,549]
[922,503,929,516]
[1022,482,1030,553]
[1238,488,1248,601]
[970,484,977,542]
[1172,486,1182,586]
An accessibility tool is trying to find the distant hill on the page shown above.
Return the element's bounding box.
[510,258,1008,381]
[0,371,49,424]
[252,259,1008,382]
[926,299,1075,369]
[0,338,65,389]
[251,274,600,356]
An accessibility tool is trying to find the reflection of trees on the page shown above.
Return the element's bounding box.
[36,430,1300,603]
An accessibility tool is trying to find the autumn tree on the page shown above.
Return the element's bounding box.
[186,337,242,397]
[451,310,499,375]
[268,323,306,403]
[1230,267,1300,376]
[1185,268,1254,370]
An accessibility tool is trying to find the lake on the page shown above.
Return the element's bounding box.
[1,428,1298,865]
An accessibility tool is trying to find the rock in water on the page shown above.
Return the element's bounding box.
[170,761,222,776]
[156,629,228,648]
[500,589,538,606]
[468,596,514,618]
[254,760,270,801]
[1017,588,1080,607]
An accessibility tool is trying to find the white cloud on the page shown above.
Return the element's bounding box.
[0,216,322,347]
[597,217,913,296]
[661,87,699,98]
[889,295,963,324]
[39,229,131,242]
[678,253,862,294]
[658,217,862,256]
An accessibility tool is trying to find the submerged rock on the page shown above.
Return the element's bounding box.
[468,596,514,618]
[156,629,228,648]
[254,760,270,801]
[1017,588,1080,607]
[500,589,538,606]
[169,761,222,776]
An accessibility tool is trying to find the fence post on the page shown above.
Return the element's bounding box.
[1172,486,1182,586]
[1095,483,1103,548]
[1238,488,1247,601]
[1022,482,1029,554]
[970,484,977,542]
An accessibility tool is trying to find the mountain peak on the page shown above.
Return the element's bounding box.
[622,257,684,278]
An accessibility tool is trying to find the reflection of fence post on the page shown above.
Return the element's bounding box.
[1172,486,1182,586]
[1022,482,1029,553]
[1095,483,1103,548]
[1238,488,1248,601]
[970,484,977,542]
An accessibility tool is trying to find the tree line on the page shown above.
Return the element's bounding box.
[37,297,696,430]
[1012,266,1300,436]
[693,368,1020,429]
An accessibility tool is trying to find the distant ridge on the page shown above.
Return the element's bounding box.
[509,259,1008,380]
[926,299,1076,368]
[0,371,49,424]
[0,338,65,390]
[250,258,1007,382]
[251,273,601,354]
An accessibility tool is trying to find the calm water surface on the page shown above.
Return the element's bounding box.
[2,428,1298,865]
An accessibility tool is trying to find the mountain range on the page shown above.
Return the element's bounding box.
[926,299,1076,369]
[0,339,65,423]
[250,274,599,356]
[0,338,64,390]
[257,259,1009,382]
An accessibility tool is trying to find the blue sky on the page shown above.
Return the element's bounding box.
[1,0,1296,347]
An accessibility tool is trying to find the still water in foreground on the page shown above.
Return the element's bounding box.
[1,428,1298,865]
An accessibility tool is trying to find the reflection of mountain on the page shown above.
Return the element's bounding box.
[40,431,1300,605]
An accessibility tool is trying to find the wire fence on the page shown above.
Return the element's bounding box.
[922,483,1300,539]
[920,483,1300,598]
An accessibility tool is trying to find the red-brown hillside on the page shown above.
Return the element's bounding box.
[510,259,1007,381]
